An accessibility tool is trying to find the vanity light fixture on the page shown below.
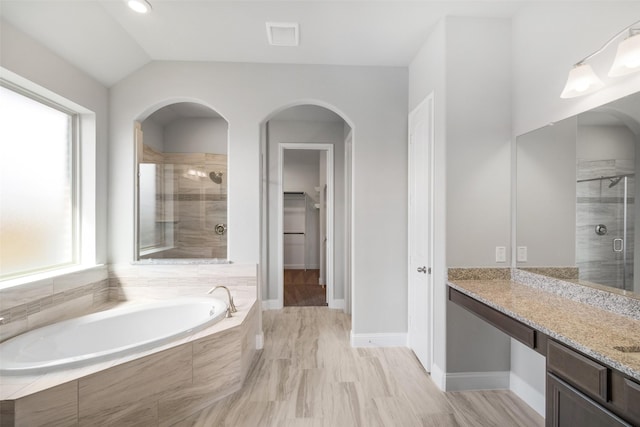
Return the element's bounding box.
[127,0,152,14]
[561,19,640,98]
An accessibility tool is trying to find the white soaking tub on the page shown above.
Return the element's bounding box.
[0,296,228,375]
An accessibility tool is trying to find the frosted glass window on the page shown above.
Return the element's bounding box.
[0,85,76,279]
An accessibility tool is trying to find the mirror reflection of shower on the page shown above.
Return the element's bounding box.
[209,171,223,184]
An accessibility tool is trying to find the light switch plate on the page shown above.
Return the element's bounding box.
[517,246,527,262]
[496,246,506,263]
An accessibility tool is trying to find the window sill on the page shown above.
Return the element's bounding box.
[0,264,105,291]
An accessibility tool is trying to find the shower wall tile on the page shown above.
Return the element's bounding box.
[576,159,635,290]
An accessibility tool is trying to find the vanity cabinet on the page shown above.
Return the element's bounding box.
[447,285,640,427]
[546,374,630,427]
[546,340,635,427]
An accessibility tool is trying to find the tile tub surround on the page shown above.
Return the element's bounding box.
[0,286,259,426]
[108,262,257,301]
[447,279,640,382]
[0,266,109,342]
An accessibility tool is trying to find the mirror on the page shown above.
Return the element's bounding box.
[516,92,640,296]
[135,102,228,261]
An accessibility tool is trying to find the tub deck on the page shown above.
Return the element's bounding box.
[0,285,259,426]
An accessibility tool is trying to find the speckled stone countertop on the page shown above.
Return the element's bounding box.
[447,279,640,382]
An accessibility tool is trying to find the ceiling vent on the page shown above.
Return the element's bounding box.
[266,22,299,47]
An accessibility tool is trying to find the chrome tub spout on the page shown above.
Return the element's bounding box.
[207,285,238,317]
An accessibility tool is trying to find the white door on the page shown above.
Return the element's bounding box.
[408,95,434,371]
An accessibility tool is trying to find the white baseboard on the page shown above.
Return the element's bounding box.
[350,331,407,347]
[256,332,264,350]
[261,299,281,310]
[329,298,345,310]
[430,363,446,391]
[445,371,510,392]
[283,264,320,270]
[510,372,545,417]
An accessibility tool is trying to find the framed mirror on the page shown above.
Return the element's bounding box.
[516,92,640,296]
[135,102,228,261]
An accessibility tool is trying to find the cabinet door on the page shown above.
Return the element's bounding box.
[547,374,632,427]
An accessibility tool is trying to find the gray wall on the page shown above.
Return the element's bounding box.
[408,16,513,381]
[109,61,408,335]
[516,117,577,267]
[164,118,228,154]
[267,119,346,302]
[444,17,513,374]
[408,18,447,380]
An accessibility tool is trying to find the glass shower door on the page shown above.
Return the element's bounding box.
[576,175,634,290]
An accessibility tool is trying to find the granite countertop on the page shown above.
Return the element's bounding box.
[447,279,640,382]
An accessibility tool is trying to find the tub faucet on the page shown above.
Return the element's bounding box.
[207,285,238,317]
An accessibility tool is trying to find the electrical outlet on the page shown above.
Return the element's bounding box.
[495,246,506,263]
[517,246,528,262]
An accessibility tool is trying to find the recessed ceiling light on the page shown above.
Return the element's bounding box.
[127,0,152,14]
[266,22,299,47]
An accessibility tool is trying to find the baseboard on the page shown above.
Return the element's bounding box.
[350,331,407,347]
[256,332,264,350]
[261,299,281,310]
[445,370,510,392]
[329,298,345,310]
[283,264,320,270]
[510,372,545,417]
[430,363,446,391]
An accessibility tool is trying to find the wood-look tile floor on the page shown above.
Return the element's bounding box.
[284,269,327,307]
[172,308,544,427]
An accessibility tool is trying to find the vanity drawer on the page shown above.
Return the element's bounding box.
[547,340,608,401]
[448,287,536,348]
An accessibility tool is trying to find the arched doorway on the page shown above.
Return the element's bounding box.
[260,104,353,312]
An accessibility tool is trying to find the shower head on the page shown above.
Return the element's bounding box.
[209,171,223,184]
[609,176,623,188]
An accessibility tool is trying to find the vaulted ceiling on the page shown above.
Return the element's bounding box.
[0,0,535,86]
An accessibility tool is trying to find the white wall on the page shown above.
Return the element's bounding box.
[0,20,109,267]
[109,61,408,335]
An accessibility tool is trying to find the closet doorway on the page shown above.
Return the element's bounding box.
[279,144,333,306]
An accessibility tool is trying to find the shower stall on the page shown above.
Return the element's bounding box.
[576,171,635,290]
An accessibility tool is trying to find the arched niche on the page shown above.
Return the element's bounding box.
[135,101,229,261]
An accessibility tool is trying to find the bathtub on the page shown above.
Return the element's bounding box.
[0,296,228,375]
